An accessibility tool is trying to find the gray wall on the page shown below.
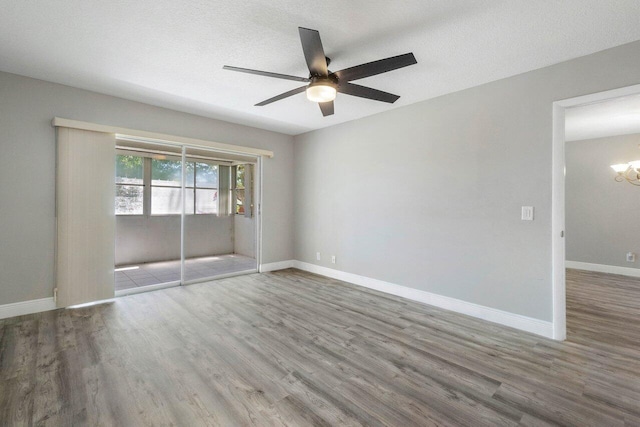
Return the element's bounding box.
[566,133,640,268]
[234,215,255,258]
[115,215,235,266]
[294,41,640,322]
[0,71,294,305]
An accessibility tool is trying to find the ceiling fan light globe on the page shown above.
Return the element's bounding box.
[306,84,337,103]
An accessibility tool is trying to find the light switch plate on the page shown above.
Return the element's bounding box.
[521,206,534,221]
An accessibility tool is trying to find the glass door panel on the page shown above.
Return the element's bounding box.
[114,141,183,293]
[182,146,257,283]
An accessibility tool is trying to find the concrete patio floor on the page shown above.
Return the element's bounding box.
[115,254,256,290]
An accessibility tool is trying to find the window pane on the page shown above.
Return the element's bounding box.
[151,187,194,215]
[196,189,218,214]
[116,155,143,185]
[236,189,245,215]
[115,185,143,215]
[151,159,193,186]
[196,162,218,189]
[236,164,245,189]
[185,189,194,215]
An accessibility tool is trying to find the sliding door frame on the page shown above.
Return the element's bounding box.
[180,145,187,285]
[114,138,184,297]
[256,156,263,270]
[115,137,262,296]
[180,145,261,286]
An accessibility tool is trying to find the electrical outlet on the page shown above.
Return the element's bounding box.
[627,252,636,262]
[331,255,336,264]
[316,252,321,261]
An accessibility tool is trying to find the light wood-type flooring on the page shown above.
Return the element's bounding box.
[1,268,639,426]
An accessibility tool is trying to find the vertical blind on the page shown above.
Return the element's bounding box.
[56,127,116,307]
[55,123,260,306]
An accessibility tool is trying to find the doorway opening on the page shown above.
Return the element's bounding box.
[552,83,640,340]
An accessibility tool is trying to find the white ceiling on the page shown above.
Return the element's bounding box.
[1,1,639,136]
[565,94,640,142]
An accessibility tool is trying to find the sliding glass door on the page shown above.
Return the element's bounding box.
[182,146,258,284]
[114,140,259,294]
[114,141,184,293]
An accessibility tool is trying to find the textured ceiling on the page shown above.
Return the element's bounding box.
[566,94,640,142]
[1,1,639,135]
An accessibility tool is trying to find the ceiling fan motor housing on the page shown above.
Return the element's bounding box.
[308,75,338,88]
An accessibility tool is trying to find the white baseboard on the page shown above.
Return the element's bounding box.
[565,261,640,278]
[260,260,295,272]
[292,261,554,339]
[0,297,56,320]
[0,261,557,340]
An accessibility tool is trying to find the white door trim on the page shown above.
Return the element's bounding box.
[551,83,640,341]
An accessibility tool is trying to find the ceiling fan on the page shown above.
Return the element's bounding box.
[223,27,417,117]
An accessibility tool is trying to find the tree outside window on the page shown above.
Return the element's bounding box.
[235,164,246,215]
[115,154,221,216]
[115,155,144,215]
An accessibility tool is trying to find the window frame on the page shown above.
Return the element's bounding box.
[233,163,253,217]
[150,155,191,216]
[115,154,145,216]
[115,150,225,217]
[192,161,221,215]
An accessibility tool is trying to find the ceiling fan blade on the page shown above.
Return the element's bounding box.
[338,82,400,103]
[255,85,308,106]
[299,27,328,77]
[332,53,417,82]
[318,100,334,116]
[223,65,310,83]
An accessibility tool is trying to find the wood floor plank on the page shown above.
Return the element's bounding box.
[1,268,639,425]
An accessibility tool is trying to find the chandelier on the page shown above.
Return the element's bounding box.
[611,161,640,186]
